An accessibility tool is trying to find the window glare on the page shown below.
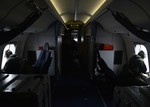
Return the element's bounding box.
[135,44,149,73]
[1,44,16,69]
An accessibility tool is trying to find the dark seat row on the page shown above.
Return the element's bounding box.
[32,42,52,74]
[95,50,148,86]
[2,42,52,74]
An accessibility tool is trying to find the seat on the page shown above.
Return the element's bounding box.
[95,50,118,85]
[33,42,52,74]
[2,43,52,74]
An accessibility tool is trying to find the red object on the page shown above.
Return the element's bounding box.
[103,44,113,50]
[38,46,43,50]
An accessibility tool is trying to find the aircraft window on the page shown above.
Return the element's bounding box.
[1,44,16,70]
[135,44,149,75]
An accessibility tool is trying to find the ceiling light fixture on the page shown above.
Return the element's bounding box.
[83,17,91,24]
[83,0,106,24]
[49,0,109,24]
[50,0,67,23]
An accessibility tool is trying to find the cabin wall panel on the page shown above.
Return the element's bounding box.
[25,26,56,52]
[113,34,127,74]
[24,26,56,75]
[96,28,127,75]
[121,34,135,61]
[15,34,29,58]
[122,33,150,71]
[121,33,147,60]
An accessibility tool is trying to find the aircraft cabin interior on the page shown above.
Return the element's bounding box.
[0,0,150,107]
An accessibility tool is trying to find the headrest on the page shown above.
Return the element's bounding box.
[5,50,13,58]
[138,51,145,59]
[43,42,50,51]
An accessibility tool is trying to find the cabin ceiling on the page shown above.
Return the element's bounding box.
[0,0,150,33]
[45,0,113,25]
[0,0,35,28]
[0,0,57,33]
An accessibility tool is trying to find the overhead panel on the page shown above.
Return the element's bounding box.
[50,0,75,23]
[49,0,112,24]
[78,0,106,23]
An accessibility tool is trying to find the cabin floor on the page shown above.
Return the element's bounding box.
[51,37,114,107]
[51,64,114,107]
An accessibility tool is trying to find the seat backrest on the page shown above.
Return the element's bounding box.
[33,50,46,71]
[41,51,52,74]
[33,42,52,74]
[96,50,118,83]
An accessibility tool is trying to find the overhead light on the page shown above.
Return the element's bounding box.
[90,0,106,16]
[83,17,91,24]
[50,0,61,14]
[50,0,67,23]
[50,0,108,24]
[83,0,106,23]
[61,16,67,23]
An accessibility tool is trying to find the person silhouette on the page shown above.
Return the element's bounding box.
[5,49,13,59]
[120,51,148,86]
[128,51,147,76]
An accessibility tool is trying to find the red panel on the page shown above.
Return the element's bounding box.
[38,46,43,50]
[103,44,113,50]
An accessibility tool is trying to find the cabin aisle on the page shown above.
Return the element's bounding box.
[51,74,106,107]
[52,36,109,107]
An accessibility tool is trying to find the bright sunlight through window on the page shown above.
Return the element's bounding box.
[135,44,149,74]
[1,44,16,70]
